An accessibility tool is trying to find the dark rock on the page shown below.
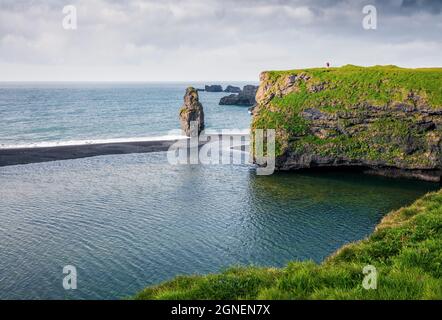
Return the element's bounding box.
[205,85,223,92]
[301,108,326,120]
[219,85,258,106]
[308,82,327,93]
[242,85,259,98]
[224,85,241,93]
[416,120,436,132]
[179,87,204,136]
[219,94,253,106]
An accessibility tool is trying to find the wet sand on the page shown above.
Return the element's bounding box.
[0,139,183,167]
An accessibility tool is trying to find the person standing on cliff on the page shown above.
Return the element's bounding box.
[326,62,330,68]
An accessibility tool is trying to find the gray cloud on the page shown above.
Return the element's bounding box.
[0,0,441,81]
[400,0,442,14]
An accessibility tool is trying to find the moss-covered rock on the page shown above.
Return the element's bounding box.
[251,65,442,181]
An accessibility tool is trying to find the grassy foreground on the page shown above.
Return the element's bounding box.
[134,189,442,300]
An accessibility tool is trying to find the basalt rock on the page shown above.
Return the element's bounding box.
[179,87,204,136]
[251,65,442,182]
[219,94,251,106]
[205,85,223,92]
[219,85,258,106]
[224,85,242,93]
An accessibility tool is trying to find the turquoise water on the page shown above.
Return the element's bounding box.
[0,82,253,147]
[0,83,439,300]
[0,152,437,299]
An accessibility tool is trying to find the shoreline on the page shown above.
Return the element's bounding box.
[0,139,182,167]
[0,133,250,167]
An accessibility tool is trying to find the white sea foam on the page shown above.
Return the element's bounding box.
[0,129,251,150]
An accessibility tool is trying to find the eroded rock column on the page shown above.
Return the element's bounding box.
[179,87,205,136]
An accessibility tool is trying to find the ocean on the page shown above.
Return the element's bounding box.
[0,82,253,148]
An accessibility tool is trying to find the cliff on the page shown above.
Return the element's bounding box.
[252,65,442,181]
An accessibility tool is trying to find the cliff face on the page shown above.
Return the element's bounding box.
[252,65,442,181]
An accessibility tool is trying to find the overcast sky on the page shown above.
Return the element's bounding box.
[1,0,441,81]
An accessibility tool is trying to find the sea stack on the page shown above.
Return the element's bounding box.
[224,85,241,93]
[219,85,258,106]
[179,87,205,136]
[205,85,223,92]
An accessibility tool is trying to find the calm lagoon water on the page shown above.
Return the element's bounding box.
[0,153,437,299]
[0,83,438,299]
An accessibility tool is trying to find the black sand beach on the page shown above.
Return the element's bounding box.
[0,134,250,167]
[0,139,183,167]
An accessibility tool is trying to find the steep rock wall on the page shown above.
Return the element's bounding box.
[251,65,442,181]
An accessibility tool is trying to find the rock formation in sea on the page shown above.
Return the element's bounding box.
[224,85,241,93]
[251,65,442,182]
[179,87,204,136]
[219,85,259,106]
[205,85,223,92]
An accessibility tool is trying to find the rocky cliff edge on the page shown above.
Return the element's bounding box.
[251,65,442,181]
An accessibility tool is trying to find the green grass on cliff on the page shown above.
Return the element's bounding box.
[268,65,442,108]
[135,189,442,300]
[251,65,442,161]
